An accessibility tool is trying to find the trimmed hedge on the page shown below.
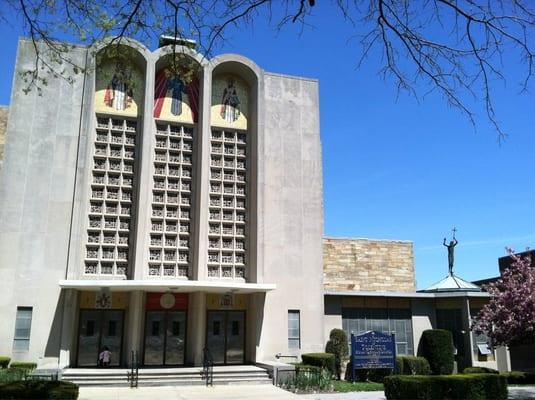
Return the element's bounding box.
[325,328,348,380]
[463,367,499,374]
[502,371,535,384]
[0,380,78,399]
[396,356,431,376]
[384,374,507,400]
[419,329,454,375]
[301,353,336,376]
[8,362,37,371]
[0,357,10,369]
[343,361,392,383]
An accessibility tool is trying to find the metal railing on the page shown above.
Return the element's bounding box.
[202,347,214,386]
[127,350,139,388]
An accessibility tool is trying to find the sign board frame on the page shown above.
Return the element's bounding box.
[350,330,396,382]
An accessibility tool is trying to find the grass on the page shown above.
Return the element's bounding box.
[332,380,384,392]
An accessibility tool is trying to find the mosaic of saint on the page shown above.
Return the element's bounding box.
[211,75,248,130]
[95,61,143,116]
[154,68,199,123]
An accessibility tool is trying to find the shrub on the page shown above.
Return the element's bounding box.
[396,356,431,375]
[463,367,499,374]
[0,380,78,399]
[301,353,336,377]
[501,371,535,385]
[419,329,454,375]
[294,364,322,375]
[325,328,349,380]
[8,361,37,371]
[0,369,27,383]
[384,374,507,400]
[0,357,10,369]
[343,361,393,383]
[281,366,332,393]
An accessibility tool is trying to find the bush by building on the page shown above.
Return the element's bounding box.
[501,371,535,385]
[301,353,336,377]
[343,361,393,383]
[8,362,37,371]
[325,328,348,380]
[384,374,507,400]
[419,329,454,375]
[463,367,499,374]
[0,380,78,399]
[396,356,431,375]
[281,365,332,393]
[0,358,10,369]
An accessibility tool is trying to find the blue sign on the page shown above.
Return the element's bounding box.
[351,331,396,381]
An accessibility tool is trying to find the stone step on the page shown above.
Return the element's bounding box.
[62,372,269,381]
[61,366,272,387]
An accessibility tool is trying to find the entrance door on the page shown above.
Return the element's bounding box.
[206,311,245,365]
[77,309,124,367]
[143,311,186,365]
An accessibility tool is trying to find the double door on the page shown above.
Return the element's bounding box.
[77,309,124,367]
[143,311,187,366]
[206,311,245,365]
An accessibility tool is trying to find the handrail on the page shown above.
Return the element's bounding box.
[202,347,214,386]
[127,350,139,388]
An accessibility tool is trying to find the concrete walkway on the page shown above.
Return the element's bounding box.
[78,385,535,400]
[298,391,385,400]
[508,386,535,399]
[79,385,299,400]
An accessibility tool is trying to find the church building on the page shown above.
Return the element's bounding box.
[0,37,513,380]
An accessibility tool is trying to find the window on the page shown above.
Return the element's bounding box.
[13,307,32,351]
[342,308,414,355]
[288,310,301,349]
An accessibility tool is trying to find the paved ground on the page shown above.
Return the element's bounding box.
[79,385,299,400]
[79,385,535,400]
[298,391,385,400]
[508,386,535,400]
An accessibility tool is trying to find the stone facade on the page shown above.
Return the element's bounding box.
[0,106,7,171]
[323,237,415,292]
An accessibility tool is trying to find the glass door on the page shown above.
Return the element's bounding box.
[144,311,165,365]
[143,311,187,365]
[77,309,124,367]
[226,311,245,364]
[206,310,245,365]
[206,311,226,364]
[77,310,101,367]
[165,311,186,365]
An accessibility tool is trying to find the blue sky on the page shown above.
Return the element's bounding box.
[1,3,534,289]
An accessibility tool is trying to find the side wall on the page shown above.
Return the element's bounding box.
[0,106,8,171]
[255,72,325,360]
[323,238,415,292]
[0,40,87,367]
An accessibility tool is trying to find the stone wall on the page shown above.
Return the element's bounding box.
[0,106,7,171]
[323,237,415,292]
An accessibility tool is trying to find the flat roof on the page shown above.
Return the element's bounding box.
[324,290,491,299]
[59,279,276,294]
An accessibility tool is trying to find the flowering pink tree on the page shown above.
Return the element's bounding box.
[473,249,535,346]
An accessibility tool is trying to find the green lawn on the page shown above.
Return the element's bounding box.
[332,380,384,392]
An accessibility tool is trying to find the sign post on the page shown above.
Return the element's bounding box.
[350,331,396,382]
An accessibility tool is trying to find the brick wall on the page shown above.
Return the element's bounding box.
[0,106,7,171]
[323,237,415,292]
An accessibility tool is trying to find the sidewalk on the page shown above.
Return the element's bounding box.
[79,385,299,400]
[78,385,535,400]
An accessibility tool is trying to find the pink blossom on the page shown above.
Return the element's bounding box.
[472,248,535,346]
